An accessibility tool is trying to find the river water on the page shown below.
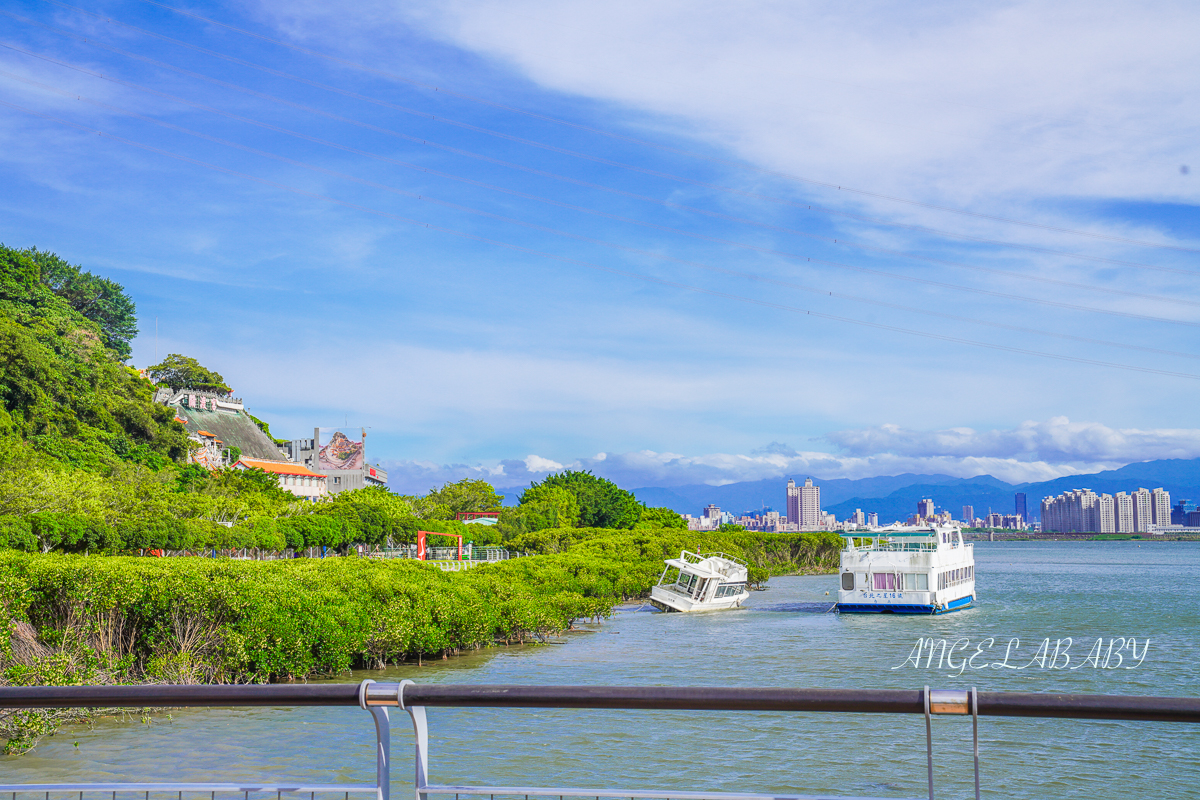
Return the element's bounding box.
[3,541,1198,799]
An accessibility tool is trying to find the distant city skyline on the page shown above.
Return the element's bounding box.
[679,465,1200,533]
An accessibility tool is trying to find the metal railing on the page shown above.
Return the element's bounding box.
[678,551,747,567]
[2,683,1198,800]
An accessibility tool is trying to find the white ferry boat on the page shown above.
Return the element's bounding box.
[649,550,751,612]
[836,524,975,614]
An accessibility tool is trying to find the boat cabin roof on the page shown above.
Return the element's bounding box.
[663,550,747,580]
[663,557,726,578]
[839,526,966,553]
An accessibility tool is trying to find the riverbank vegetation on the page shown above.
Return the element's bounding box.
[1,527,839,752]
[0,245,843,753]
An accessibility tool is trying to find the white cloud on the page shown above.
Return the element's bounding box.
[258,0,1200,230]
[524,454,563,472]
[377,417,1200,494]
[824,417,1200,463]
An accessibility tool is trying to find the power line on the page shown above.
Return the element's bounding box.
[34,0,1200,257]
[2,96,1198,382]
[5,40,1196,312]
[5,66,1197,332]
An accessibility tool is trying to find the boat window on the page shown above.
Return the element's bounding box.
[916,573,928,590]
[675,573,697,593]
[872,572,896,591]
[841,572,854,590]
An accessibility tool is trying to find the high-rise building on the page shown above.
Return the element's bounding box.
[962,505,974,524]
[1041,488,1102,532]
[867,512,879,527]
[1095,493,1115,533]
[1130,488,1153,532]
[849,509,866,526]
[799,478,822,529]
[917,498,935,520]
[1114,492,1134,533]
[1173,500,1194,525]
[1151,488,1171,526]
[1015,493,1028,522]
[786,479,798,526]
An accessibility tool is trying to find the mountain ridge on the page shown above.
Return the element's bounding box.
[634,458,1200,522]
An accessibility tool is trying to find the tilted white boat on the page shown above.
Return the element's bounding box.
[836,524,976,614]
[649,550,751,612]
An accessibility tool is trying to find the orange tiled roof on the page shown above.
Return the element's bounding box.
[197,430,215,437]
[234,457,324,478]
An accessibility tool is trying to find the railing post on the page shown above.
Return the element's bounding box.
[398,680,429,800]
[360,680,391,800]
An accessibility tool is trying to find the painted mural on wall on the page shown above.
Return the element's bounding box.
[318,429,365,470]
[188,431,226,470]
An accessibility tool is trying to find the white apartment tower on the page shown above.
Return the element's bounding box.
[1095,493,1116,533]
[1114,492,1134,533]
[786,479,799,525]
[1131,488,1153,533]
[1151,488,1171,526]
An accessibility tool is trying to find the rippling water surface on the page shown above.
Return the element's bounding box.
[4,542,1198,799]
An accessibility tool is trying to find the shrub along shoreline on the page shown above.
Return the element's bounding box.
[0,528,839,753]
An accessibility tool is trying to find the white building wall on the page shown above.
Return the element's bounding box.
[1114,493,1134,533]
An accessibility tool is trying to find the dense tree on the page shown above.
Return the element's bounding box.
[498,485,579,536]
[636,506,688,529]
[523,470,641,529]
[0,246,189,467]
[416,478,504,519]
[27,249,138,361]
[147,354,232,394]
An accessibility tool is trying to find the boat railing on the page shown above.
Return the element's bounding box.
[2,682,1198,800]
[678,550,748,567]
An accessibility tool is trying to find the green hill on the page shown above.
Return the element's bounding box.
[0,244,187,469]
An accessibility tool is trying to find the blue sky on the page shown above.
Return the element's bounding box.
[1,0,1198,494]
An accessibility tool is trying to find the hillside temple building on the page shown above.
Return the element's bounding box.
[154,388,387,499]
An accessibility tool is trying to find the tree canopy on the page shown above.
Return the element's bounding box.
[636,506,688,529]
[0,245,187,468]
[412,478,504,519]
[27,249,138,360]
[147,354,232,394]
[523,470,641,529]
